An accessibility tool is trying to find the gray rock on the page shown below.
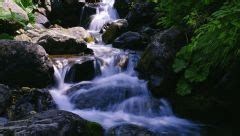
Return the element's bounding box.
[0,110,104,136]
[0,40,54,88]
[106,124,157,136]
[126,2,157,31]
[0,117,8,126]
[7,88,56,120]
[0,84,12,115]
[35,12,50,27]
[37,34,90,55]
[113,31,145,50]
[114,0,131,18]
[34,27,94,55]
[64,57,97,83]
[102,19,128,44]
[67,82,146,110]
[137,27,185,96]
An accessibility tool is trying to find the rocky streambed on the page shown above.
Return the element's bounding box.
[1,0,234,136]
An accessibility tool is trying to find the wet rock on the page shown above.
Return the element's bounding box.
[113,31,145,50]
[137,27,185,97]
[67,81,146,110]
[0,110,104,136]
[111,96,164,116]
[114,0,131,18]
[47,0,85,27]
[106,124,157,136]
[65,57,96,83]
[0,117,8,126]
[0,84,12,115]
[126,2,158,31]
[7,87,56,120]
[0,40,54,88]
[102,19,128,44]
[63,0,79,5]
[79,4,97,27]
[114,54,129,70]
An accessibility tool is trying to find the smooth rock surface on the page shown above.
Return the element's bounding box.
[113,31,145,50]
[65,57,96,83]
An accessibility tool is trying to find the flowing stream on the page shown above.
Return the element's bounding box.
[50,0,200,135]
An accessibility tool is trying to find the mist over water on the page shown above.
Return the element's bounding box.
[49,0,201,135]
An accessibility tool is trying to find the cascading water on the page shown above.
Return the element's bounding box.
[89,0,119,31]
[49,0,201,135]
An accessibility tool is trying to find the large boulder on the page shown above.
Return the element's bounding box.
[37,34,90,55]
[137,27,185,97]
[113,31,145,50]
[64,57,97,83]
[0,110,104,136]
[0,84,12,115]
[102,19,128,44]
[0,85,55,120]
[126,2,158,31]
[0,40,54,88]
[106,124,157,136]
[114,0,131,18]
[6,87,56,120]
[18,26,93,43]
[16,27,94,55]
[47,0,85,27]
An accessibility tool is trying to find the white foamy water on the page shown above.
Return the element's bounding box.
[89,0,119,31]
[49,0,201,135]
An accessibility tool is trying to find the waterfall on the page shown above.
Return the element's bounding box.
[49,0,201,135]
[89,0,119,31]
[79,6,85,25]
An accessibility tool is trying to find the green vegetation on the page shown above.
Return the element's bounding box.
[152,0,240,95]
[0,33,14,39]
[0,0,36,29]
[13,0,36,24]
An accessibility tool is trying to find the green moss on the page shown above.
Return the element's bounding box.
[84,36,95,43]
[85,122,104,136]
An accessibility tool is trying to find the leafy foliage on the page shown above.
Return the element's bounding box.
[155,0,225,29]
[172,1,240,95]
[13,0,36,24]
[151,0,240,95]
[0,0,36,26]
